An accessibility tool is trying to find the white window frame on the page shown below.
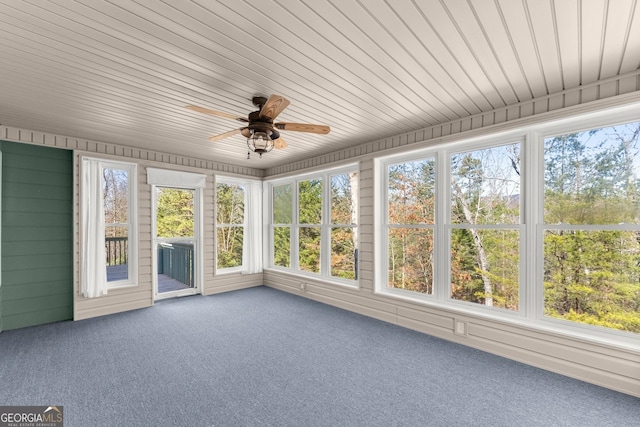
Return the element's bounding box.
[374,103,640,349]
[85,158,138,290]
[266,164,359,287]
[215,175,248,274]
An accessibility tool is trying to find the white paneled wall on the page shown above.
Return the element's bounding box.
[1,71,639,397]
[264,76,640,398]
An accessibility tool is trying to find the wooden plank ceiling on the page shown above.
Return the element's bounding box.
[0,0,639,169]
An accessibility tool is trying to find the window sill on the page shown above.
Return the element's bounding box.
[375,287,640,354]
[264,267,359,289]
[215,268,243,276]
[107,282,138,291]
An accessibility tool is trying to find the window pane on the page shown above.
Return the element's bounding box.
[451,143,521,225]
[544,230,640,333]
[273,226,291,267]
[331,172,358,224]
[273,184,292,224]
[299,178,322,224]
[544,122,640,224]
[299,226,321,273]
[450,228,519,311]
[216,226,243,269]
[331,227,357,280]
[388,159,435,224]
[388,228,434,294]
[216,183,244,225]
[156,187,194,238]
[105,226,128,282]
[103,168,128,224]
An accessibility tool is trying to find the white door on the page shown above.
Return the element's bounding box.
[153,186,201,300]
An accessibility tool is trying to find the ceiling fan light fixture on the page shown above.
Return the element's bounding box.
[246,129,274,158]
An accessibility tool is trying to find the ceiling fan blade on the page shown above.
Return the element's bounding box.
[274,122,330,134]
[208,128,244,142]
[274,137,287,149]
[259,95,290,120]
[186,105,248,122]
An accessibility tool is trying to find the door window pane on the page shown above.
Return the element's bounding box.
[156,187,195,238]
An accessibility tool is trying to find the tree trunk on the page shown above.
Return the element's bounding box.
[452,181,493,306]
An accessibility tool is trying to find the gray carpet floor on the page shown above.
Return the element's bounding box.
[0,286,638,427]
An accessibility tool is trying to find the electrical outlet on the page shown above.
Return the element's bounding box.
[454,320,467,336]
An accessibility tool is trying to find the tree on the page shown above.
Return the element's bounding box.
[273,184,292,268]
[298,179,322,273]
[543,123,640,333]
[387,159,435,293]
[450,144,521,309]
[156,187,194,238]
[216,183,244,268]
[330,172,359,279]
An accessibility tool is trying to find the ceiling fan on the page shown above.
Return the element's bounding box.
[186,94,330,158]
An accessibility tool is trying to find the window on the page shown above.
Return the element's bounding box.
[376,107,640,341]
[215,177,262,274]
[81,158,137,297]
[382,141,522,311]
[387,158,436,293]
[216,182,245,270]
[272,183,292,268]
[330,172,359,280]
[268,165,359,284]
[449,143,522,311]
[298,177,322,273]
[543,122,640,333]
[103,165,135,284]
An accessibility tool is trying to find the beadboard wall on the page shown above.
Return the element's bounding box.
[0,126,264,321]
[262,73,640,398]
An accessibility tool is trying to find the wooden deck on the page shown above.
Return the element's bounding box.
[106,265,191,293]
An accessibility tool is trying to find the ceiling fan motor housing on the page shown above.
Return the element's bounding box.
[244,111,280,140]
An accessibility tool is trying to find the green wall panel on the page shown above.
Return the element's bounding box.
[1,141,73,331]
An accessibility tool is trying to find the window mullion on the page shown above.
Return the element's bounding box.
[436,150,449,302]
[524,130,539,321]
[321,172,330,277]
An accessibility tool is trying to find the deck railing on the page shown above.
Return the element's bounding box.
[106,236,128,266]
[157,243,195,288]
